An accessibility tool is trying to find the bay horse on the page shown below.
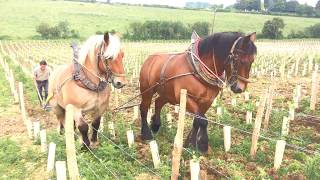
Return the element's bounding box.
[48,33,126,149]
[139,32,257,153]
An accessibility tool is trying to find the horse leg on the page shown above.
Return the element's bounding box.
[74,109,90,149]
[54,105,65,135]
[140,92,153,140]
[151,97,167,133]
[195,114,209,153]
[90,116,101,149]
[184,99,209,153]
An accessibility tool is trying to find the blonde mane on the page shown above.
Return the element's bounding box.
[78,34,121,65]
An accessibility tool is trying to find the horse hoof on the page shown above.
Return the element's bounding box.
[141,130,153,140]
[59,129,65,135]
[197,142,209,153]
[81,145,90,151]
[141,126,153,140]
[90,141,100,149]
[150,122,161,133]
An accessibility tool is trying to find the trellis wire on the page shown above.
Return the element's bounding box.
[185,112,319,155]
[73,132,120,179]
[90,125,163,179]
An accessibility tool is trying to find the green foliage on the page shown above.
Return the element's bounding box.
[36,21,79,39]
[305,23,320,38]
[125,20,210,40]
[305,155,320,180]
[234,0,261,11]
[230,138,251,158]
[261,17,285,39]
[1,0,320,40]
[4,56,38,105]
[0,138,44,179]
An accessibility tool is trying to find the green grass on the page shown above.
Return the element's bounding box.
[0,138,45,179]
[3,56,38,105]
[0,0,320,39]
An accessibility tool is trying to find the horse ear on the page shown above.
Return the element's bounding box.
[104,32,109,44]
[191,30,200,43]
[246,32,256,42]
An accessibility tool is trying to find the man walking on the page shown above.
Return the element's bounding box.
[33,60,51,103]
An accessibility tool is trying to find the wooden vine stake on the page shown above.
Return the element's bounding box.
[223,125,231,152]
[310,66,319,110]
[190,159,200,180]
[55,161,67,180]
[149,140,161,169]
[171,89,187,180]
[147,108,152,125]
[47,142,56,172]
[250,92,267,158]
[281,116,290,136]
[65,104,80,179]
[18,82,27,124]
[288,107,295,121]
[40,129,47,152]
[246,111,252,124]
[108,121,116,139]
[274,140,286,170]
[18,82,33,139]
[33,121,40,140]
[126,129,134,148]
[263,86,274,130]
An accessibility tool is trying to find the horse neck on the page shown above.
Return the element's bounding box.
[83,48,101,83]
[199,53,225,76]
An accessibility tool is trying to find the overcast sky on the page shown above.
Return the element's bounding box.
[109,0,318,7]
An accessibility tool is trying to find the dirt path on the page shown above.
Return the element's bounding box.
[0,104,26,137]
[0,102,52,180]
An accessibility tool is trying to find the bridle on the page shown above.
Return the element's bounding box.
[225,37,252,87]
[96,41,126,83]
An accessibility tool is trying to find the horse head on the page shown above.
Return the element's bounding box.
[98,32,126,89]
[226,32,257,93]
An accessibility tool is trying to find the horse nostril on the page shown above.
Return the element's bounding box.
[231,84,242,93]
[116,82,121,86]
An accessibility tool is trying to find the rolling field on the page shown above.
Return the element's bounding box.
[1,0,320,39]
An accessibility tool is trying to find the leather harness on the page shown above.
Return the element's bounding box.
[157,37,249,94]
[71,43,110,92]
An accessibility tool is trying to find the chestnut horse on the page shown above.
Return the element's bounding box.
[139,32,257,153]
[48,33,126,149]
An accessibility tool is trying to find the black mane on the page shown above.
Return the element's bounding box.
[198,32,257,61]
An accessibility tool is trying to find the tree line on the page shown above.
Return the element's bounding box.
[235,0,320,17]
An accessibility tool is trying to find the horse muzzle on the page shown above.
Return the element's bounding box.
[230,83,243,93]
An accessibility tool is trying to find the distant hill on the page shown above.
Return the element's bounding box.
[0,0,319,39]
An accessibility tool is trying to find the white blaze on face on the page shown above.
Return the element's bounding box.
[103,34,121,61]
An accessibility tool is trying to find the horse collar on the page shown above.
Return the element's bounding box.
[71,43,109,92]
